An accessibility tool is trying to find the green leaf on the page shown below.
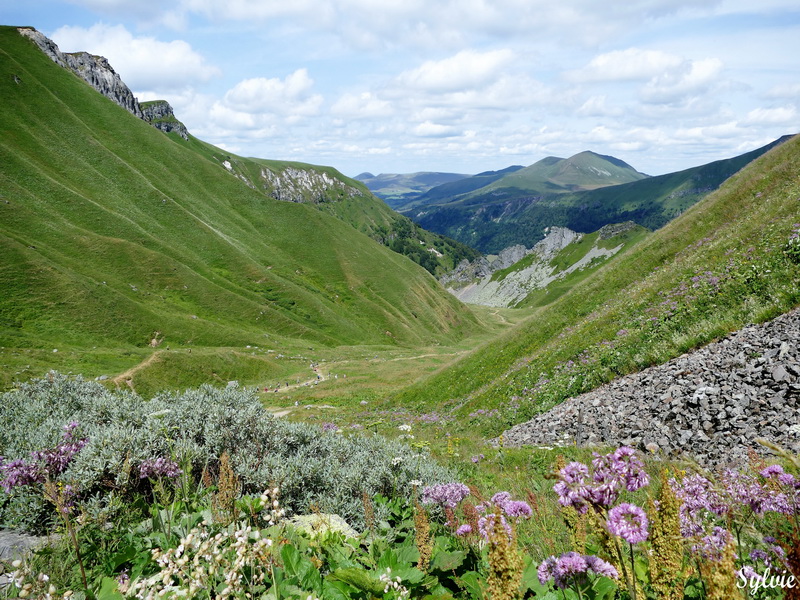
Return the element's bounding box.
[430,550,465,573]
[328,567,385,594]
[391,566,425,585]
[395,543,420,566]
[520,555,549,595]
[96,577,124,600]
[321,580,358,600]
[456,571,485,599]
[110,545,138,570]
[592,576,618,600]
[281,543,312,583]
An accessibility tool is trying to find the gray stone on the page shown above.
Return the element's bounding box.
[497,307,800,466]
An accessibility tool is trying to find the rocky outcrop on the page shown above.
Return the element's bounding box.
[141,100,189,140]
[441,244,531,287]
[18,28,187,139]
[440,227,588,307]
[260,167,363,204]
[64,52,144,119]
[500,307,800,466]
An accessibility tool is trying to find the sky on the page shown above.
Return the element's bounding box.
[4,1,799,178]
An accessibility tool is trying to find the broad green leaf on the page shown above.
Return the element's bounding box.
[328,567,385,594]
[430,550,465,573]
[96,577,124,600]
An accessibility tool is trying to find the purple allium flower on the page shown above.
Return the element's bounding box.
[737,565,763,585]
[455,524,472,536]
[538,552,619,589]
[553,552,588,584]
[478,512,512,540]
[556,448,649,512]
[321,422,339,432]
[537,556,557,585]
[692,526,732,561]
[607,503,649,544]
[722,469,774,515]
[561,461,589,484]
[585,555,618,580]
[554,462,590,511]
[139,457,183,479]
[491,491,512,505]
[670,473,727,537]
[421,482,470,508]
[503,500,533,519]
[593,446,649,492]
[584,479,621,507]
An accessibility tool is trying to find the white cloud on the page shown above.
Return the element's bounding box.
[741,106,797,125]
[765,83,800,99]
[641,57,724,104]
[223,70,323,117]
[50,24,220,91]
[396,49,516,93]
[331,92,394,119]
[412,122,461,138]
[577,95,625,117]
[569,48,685,82]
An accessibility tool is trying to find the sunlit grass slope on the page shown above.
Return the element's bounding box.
[393,133,800,425]
[0,27,480,388]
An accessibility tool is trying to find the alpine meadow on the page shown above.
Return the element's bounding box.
[2,23,800,600]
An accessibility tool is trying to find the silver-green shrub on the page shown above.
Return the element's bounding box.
[0,373,454,531]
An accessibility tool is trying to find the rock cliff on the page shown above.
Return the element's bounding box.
[440,227,588,307]
[259,166,364,204]
[141,100,189,140]
[18,27,187,139]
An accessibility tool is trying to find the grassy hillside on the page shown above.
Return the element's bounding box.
[408,139,789,252]
[0,26,482,390]
[392,132,800,424]
[478,151,647,195]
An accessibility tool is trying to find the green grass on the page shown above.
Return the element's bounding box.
[0,26,484,389]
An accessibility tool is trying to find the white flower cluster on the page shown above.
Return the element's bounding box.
[129,524,274,599]
[378,567,410,599]
[397,424,415,440]
[6,560,64,599]
[259,486,285,525]
[128,488,285,599]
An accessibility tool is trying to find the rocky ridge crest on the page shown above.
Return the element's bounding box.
[500,308,800,466]
[18,27,187,140]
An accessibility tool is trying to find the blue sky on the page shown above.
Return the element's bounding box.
[4,0,799,177]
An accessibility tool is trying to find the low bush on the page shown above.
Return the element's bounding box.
[0,373,454,532]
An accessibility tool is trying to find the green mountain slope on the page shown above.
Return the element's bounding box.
[393,132,800,422]
[408,139,790,253]
[169,144,480,276]
[477,151,648,196]
[0,26,481,388]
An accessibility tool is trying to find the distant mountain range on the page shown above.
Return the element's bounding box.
[354,171,471,208]
[394,140,791,253]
